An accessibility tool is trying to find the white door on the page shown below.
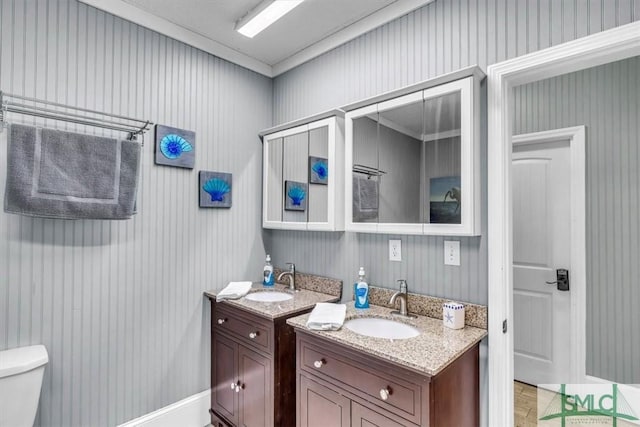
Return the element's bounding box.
[512,138,573,386]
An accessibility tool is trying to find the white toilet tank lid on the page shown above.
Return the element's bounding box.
[0,345,48,378]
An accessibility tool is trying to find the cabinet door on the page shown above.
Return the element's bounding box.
[212,333,239,426]
[351,402,413,427]
[238,345,272,427]
[345,73,481,236]
[282,129,309,225]
[299,374,350,427]
[264,137,284,226]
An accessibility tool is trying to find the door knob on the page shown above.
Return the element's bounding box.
[217,318,226,325]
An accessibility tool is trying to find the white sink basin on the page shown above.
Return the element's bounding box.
[344,317,420,339]
[244,291,293,302]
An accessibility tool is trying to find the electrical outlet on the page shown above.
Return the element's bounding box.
[444,240,460,266]
[389,239,402,262]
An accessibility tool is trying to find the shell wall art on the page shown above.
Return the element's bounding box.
[154,124,195,169]
[199,171,232,208]
[284,180,307,211]
[309,156,328,185]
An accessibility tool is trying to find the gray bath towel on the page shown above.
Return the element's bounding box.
[352,175,378,222]
[4,124,141,220]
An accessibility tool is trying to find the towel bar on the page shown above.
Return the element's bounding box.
[0,90,153,141]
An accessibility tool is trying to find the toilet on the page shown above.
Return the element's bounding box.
[0,345,48,427]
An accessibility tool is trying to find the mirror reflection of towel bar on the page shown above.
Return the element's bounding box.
[352,164,386,179]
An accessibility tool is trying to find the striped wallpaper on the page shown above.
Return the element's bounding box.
[514,57,640,384]
[0,0,272,426]
[268,0,640,383]
[1,2,639,427]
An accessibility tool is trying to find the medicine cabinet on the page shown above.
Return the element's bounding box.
[344,67,484,236]
[261,111,344,231]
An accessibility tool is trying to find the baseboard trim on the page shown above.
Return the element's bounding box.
[118,389,211,427]
[585,375,640,388]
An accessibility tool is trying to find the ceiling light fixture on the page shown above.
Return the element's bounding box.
[235,0,304,38]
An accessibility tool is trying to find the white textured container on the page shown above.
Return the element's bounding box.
[443,302,465,329]
[0,345,48,427]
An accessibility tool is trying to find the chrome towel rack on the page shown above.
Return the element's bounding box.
[0,91,153,141]
[352,163,386,179]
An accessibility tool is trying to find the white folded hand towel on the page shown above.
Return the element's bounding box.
[216,281,253,302]
[306,303,347,331]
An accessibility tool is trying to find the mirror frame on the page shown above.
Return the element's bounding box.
[345,74,482,236]
[262,115,345,231]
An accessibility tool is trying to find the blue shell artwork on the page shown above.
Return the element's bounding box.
[202,178,230,202]
[199,171,232,208]
[284,181,307,211]
[160,134,193,159]
[309,156,328,185]
[312,160,328,179]
[287,185,306,206]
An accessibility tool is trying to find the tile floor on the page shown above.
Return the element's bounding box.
[514,381,538,427]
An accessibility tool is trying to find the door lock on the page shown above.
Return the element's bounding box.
[546,269,569,291]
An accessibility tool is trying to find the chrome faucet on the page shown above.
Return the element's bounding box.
[389,279,415,318]
[277,263,296,291]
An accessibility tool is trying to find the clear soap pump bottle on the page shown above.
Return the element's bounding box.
[354,267,369,309]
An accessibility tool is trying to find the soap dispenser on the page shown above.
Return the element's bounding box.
[354,267,369,309]
[263,254,274,286]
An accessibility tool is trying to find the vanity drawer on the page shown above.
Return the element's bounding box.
[215,304,272,354]
[299,337,424,424]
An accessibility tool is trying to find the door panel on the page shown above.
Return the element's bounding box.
[299,374,350,427]
[513,139,572,385]
[513,161,551,267]
[513,290,553,360]
[238,346,272,427]
[213,333,238,426]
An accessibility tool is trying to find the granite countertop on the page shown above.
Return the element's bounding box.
[287,302,487,376]
[204,283,339,320]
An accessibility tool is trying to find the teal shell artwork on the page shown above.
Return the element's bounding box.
[312,160,328,180]
[160,134,193,159]
[202,178,230,202]
[287,185,306,206]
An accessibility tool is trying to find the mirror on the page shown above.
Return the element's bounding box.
[282,130,309,223]
[351,90,462,225]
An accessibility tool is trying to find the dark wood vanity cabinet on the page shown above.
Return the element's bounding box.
[299,374,351,426]
[209,301,299,427]
[296,332,480,427]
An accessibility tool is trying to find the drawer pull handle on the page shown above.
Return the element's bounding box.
[379,387,391,401]
[230,382,236,390]
[235,383,244,393]
[249,332,258,339]
[313,359,325,369]
[217,318,226,325]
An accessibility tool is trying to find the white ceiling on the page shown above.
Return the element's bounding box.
[79,0,434,77]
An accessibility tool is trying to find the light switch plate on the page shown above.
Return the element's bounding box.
[389,239,402,262]
[444,240,460,266]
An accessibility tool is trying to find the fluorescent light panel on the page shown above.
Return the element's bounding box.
[236,0,304,38]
